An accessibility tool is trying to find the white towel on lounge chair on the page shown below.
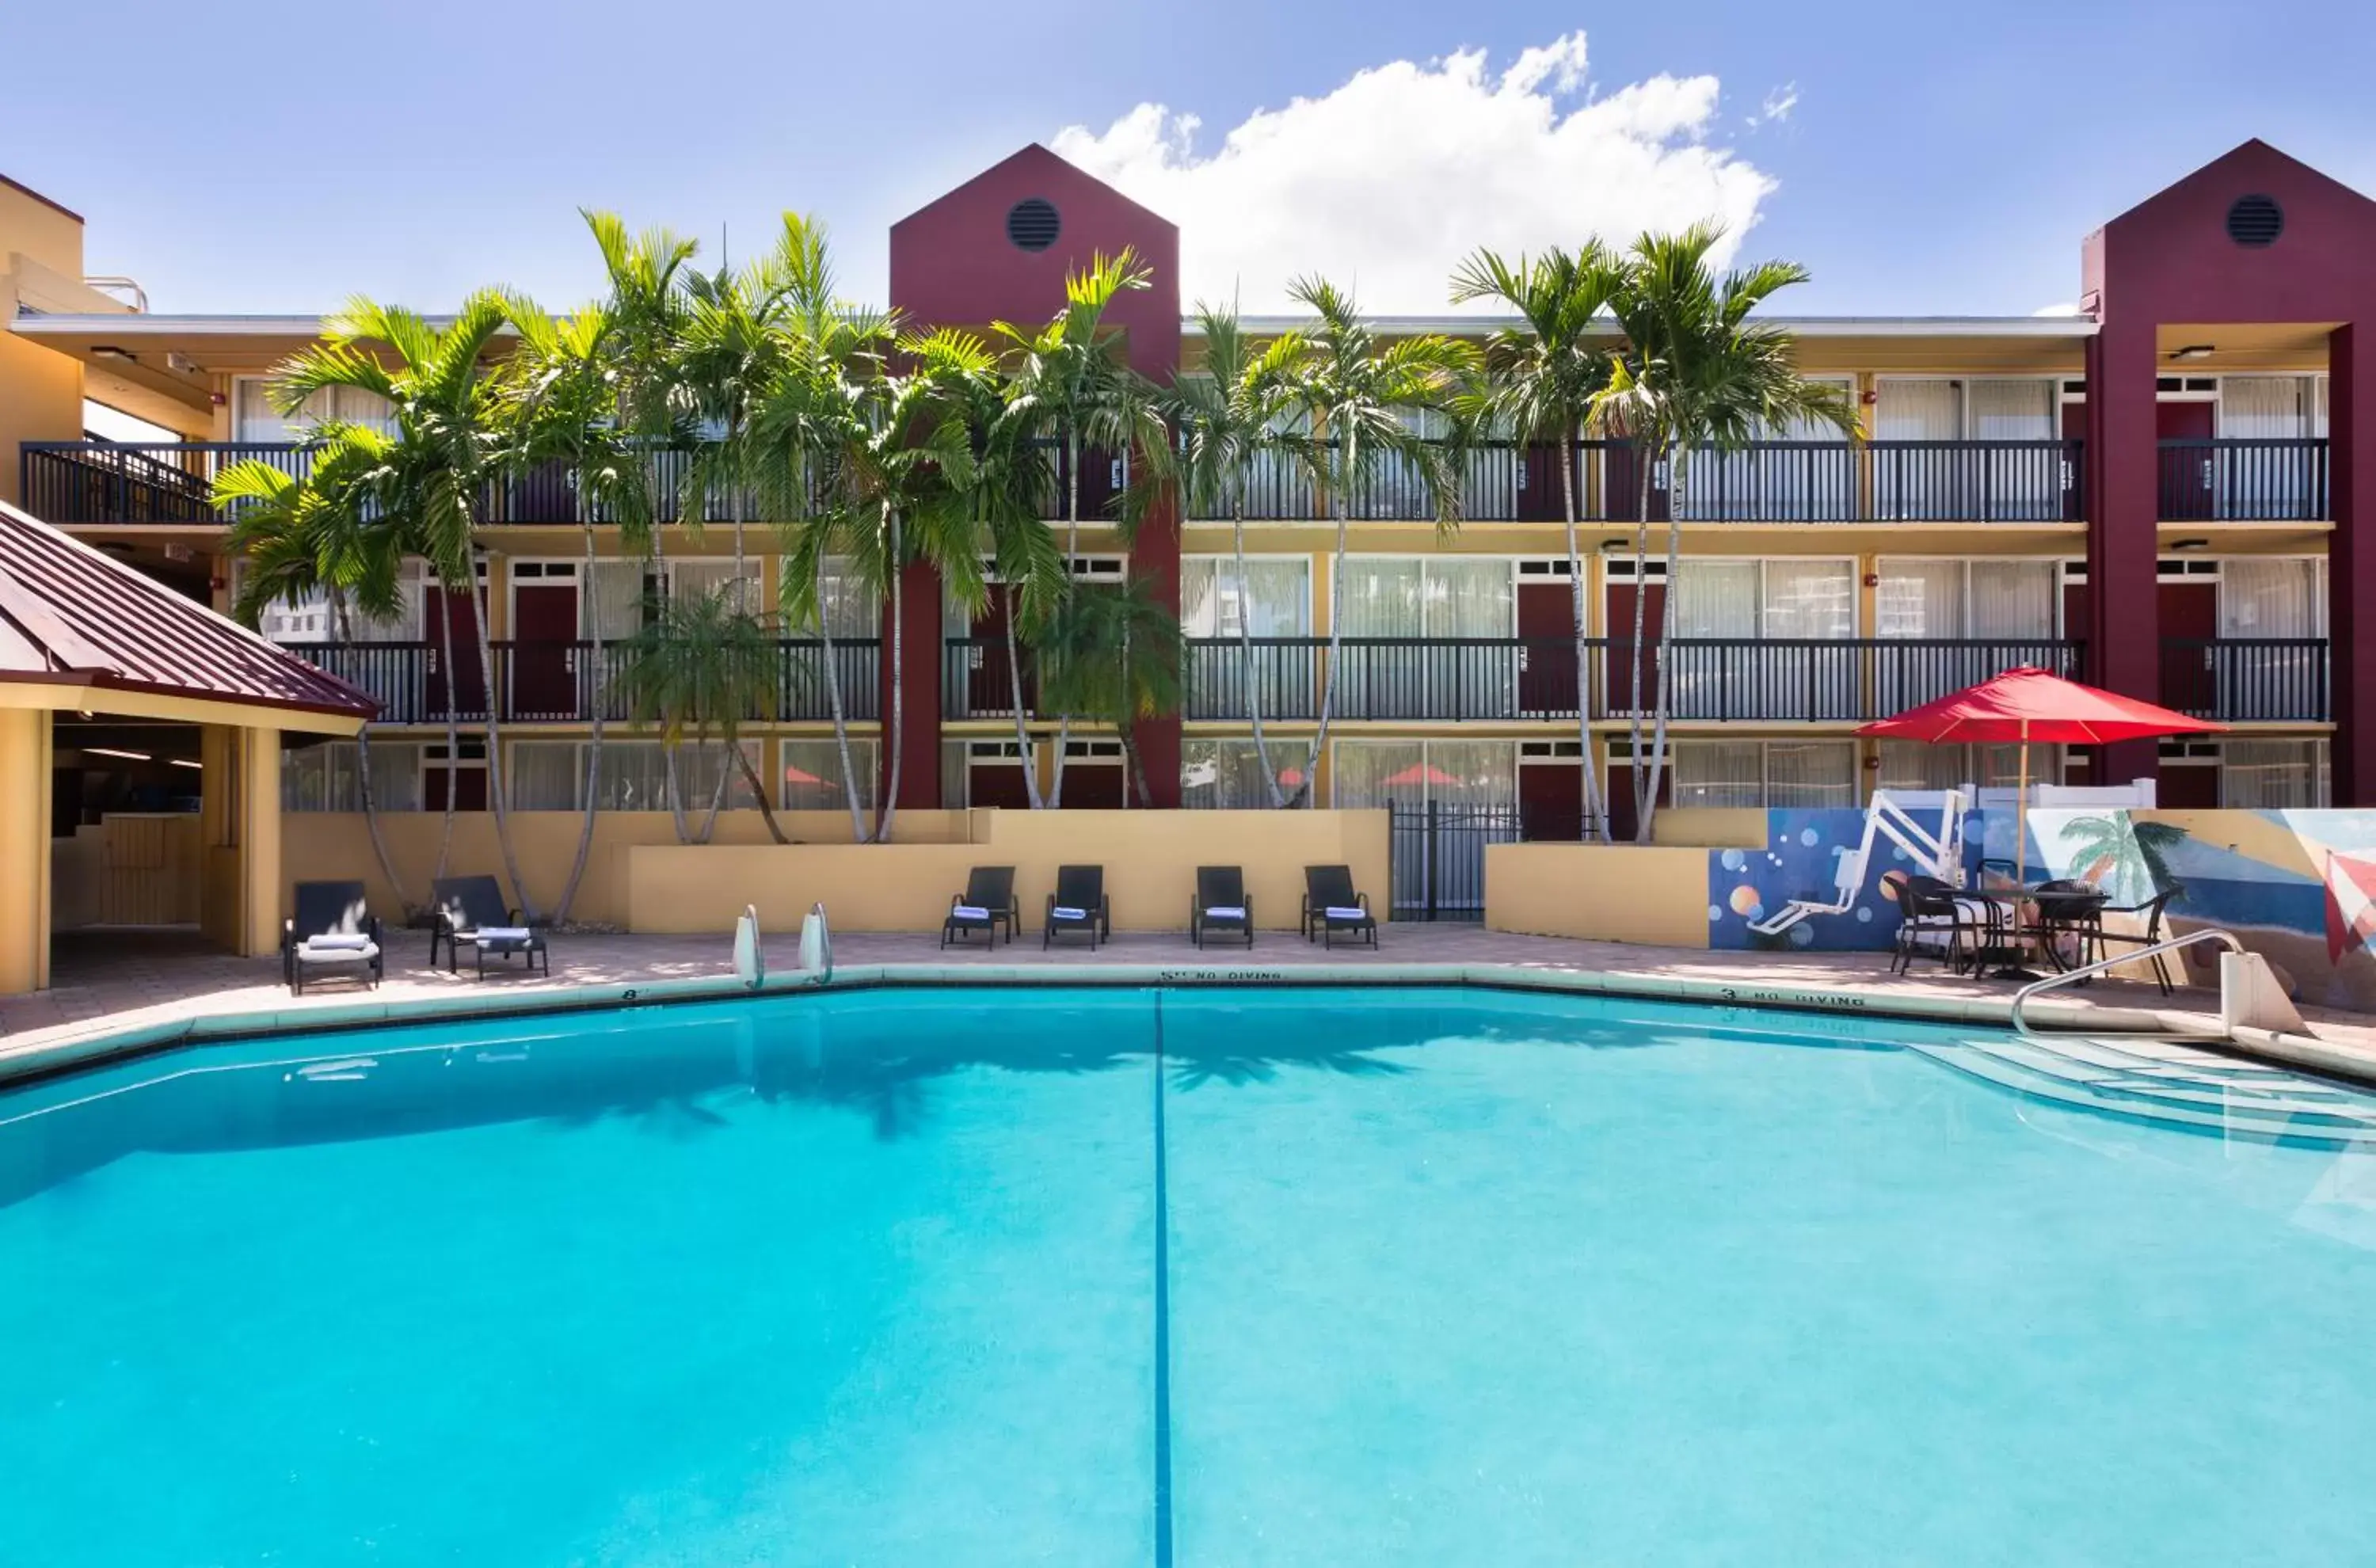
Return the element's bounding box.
[1053,906,1088,920]
[476,926,532,943]
[952,904,991,921]
[303,933,372,951]
[1325,905,1369,921]
[1204,905,1246,919]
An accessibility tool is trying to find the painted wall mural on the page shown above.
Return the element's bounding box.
[1701,803,2376,1008]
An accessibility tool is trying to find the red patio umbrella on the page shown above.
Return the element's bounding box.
[1382,762,1460,789]
[1858,665,2224,881]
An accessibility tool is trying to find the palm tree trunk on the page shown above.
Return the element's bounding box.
[1297,433,1355,808]
[1050,429,1080,808]
[1559,423,1606,842]
[876,510,905,843]
[1232,495,1286,808]
[1122,721,1153,809]
[695,743,735,844]
[735,740,789,844]
[1001,580,1045,809]
[650,512,691,844]
[1639,444,1685,843]
[1627,439,1657,840]
[331,586,412,912]
[816,580,870,846]
[432,570,463,884]
[467,549,539,919]
[553,495,605,925]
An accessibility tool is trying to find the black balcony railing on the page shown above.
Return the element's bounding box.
[942,637,1036,720]
[284,638,880,725]
[2157,439,2330,522]
[2160,637,2330,722]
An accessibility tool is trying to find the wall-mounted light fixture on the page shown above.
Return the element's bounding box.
[2170,344,2216,360]
[82,747,152,763]
[2169,538,2212,551]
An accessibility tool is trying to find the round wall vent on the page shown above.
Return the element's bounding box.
[1006,197,1060,253]
[2226,194,2283,247]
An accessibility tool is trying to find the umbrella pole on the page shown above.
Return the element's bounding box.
[2014,725,2030,887]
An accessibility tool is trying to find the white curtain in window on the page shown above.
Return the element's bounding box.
[782,738,874,811]
[1765,741,1857,808]
[1875,560,1962,638]
[1670,740,1764,809]
[511,740,584,811]
[1876,740,1961,793]
[587,560,653,641]
[234,381,396,443]
[1967,561,2057,639]
[669,558,760,610]
[1967,379,2058,519]
[1180,558,1311,637]
[2220,558,2325,637]
[1181,740,1302,809]
[1875,380,1961,519]
[281,742,422,812]
[1338,559,1423,637]
[2221,378,2316,519]
[1762,559,1855,638]
[2220,377,2308,438]
[1670,561,1758,718]
[592,740,756,812]
[1965,379,2055,440]
[1426,741,1517,808]
[1429,558,1514,637]
[2222,739,2327,809]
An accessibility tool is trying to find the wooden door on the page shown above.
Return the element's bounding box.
[1062,760,1126,809]
[964,584,1034,717]
[2159,759,2220,809]
[2157,401,2216,520]
[2159,577,2218,717]
[510,581,581,721]
[967,752,1034,809]
[1605,577,1665,716]
[1517,580,1580,717]
[425,586,487,719]
[2061,401,2088,521]
[424,759,488,813]
[1519,759,1583,841]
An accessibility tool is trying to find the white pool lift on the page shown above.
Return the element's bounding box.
[1746,789,1969,938]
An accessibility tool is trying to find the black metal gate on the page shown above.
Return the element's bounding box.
[1388,803,1524,921]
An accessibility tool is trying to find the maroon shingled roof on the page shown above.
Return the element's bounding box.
[0,500,377,721]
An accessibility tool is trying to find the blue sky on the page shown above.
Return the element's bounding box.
[9,0,2374,318]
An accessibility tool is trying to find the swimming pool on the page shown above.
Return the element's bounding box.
[5,984,2375,1566]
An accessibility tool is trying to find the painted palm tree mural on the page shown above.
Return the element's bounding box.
[2053,813,2188,904]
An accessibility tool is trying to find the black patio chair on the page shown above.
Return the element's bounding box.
[1190,866,1254,950]
[1894,874,1975,976]
[283,879,383,995]
[1043,865,1111,950]
[428,875,550,980]
[1302,864,1378,950]
[2090,886,2182,995]
[2026,877,2110,976]
[942,866,1019,949]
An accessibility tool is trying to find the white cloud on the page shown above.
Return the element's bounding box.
[1051,32,1774,314]
[1747,83,1799,128]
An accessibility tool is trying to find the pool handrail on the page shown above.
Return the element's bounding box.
[2009,927,2242,1041]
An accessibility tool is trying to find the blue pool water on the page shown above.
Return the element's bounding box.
[4,986,2375,1566]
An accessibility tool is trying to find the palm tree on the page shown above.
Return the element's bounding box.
[268,295,542,913]
[1449,245,1625,840]
[1277,277,1476,805]
[216,428,413,910]
[613,587,792,845]
[679,229,800,606]
[992,249,1173,805]
[1594,225,1858,841]
[1165,305,1311,808]
[501,296,661,923]
[1034,577,1184,806]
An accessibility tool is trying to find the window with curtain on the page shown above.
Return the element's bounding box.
[1967,379,2059,519]
[2222,739,2328,809]
[1335,557,1515,718]
[1328,740,1514,809]
[781,738,875,811]
[234,380,397,443]
[281,742,424,813]
[1670,740,1765,808]
[1875,558,2057,710]
[1875,741,2050,794]
[1765,741,1857,807]
[1874,379,1961,519]
[668,558,761,612]
[509,740,583,810]
[2218,558,2327,720]
[1667,558,1853,718]
[511,740,757,812]
[1671,740,1856,808]
[1673,377,1855,521]
[1181,558,1312,720]
[2220,377,2317,519]
[1180,740,1304,809]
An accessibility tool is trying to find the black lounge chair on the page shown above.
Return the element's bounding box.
[942,866,1020,949]
[1190,866,1255,950]
[429,875,550,979]
[1043,865,1111,950]
[1302,865,1378,950]
[284,879,383,995]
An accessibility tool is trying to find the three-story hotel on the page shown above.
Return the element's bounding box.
[2,139,2367,882]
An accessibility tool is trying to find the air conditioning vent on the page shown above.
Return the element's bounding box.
[1006,197,1061,253]
[2226,193,2283,247]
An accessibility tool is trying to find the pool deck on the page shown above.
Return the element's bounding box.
[8,927,2375,1084]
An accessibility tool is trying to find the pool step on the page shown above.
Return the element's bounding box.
[1910,1037,2376,1147]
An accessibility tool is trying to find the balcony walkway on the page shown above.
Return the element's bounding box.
[9,926,2372,1080]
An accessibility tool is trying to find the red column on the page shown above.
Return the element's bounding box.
[881,561,943,812]
[2332,324,2374,806]
[2087,319,2162,787]
[1134,481,1183,808]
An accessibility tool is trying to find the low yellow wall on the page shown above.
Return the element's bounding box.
[1485,842,1712,948]
[281,809,977,927]
[1649,809,1770,849]
[624,808,1391,934]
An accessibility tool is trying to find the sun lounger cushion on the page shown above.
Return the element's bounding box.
[1053,905,1088,920]
[952,904,992,921]
[1204,905,1247,919]
[303,933,374,951]
[475,926,533,943]
[1325,905,1369,921]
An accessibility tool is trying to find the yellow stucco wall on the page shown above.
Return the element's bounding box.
[0,709,54,990]
[623,807,1392,934]
[1484,842,1712,948]
[1649,808,1771,849]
